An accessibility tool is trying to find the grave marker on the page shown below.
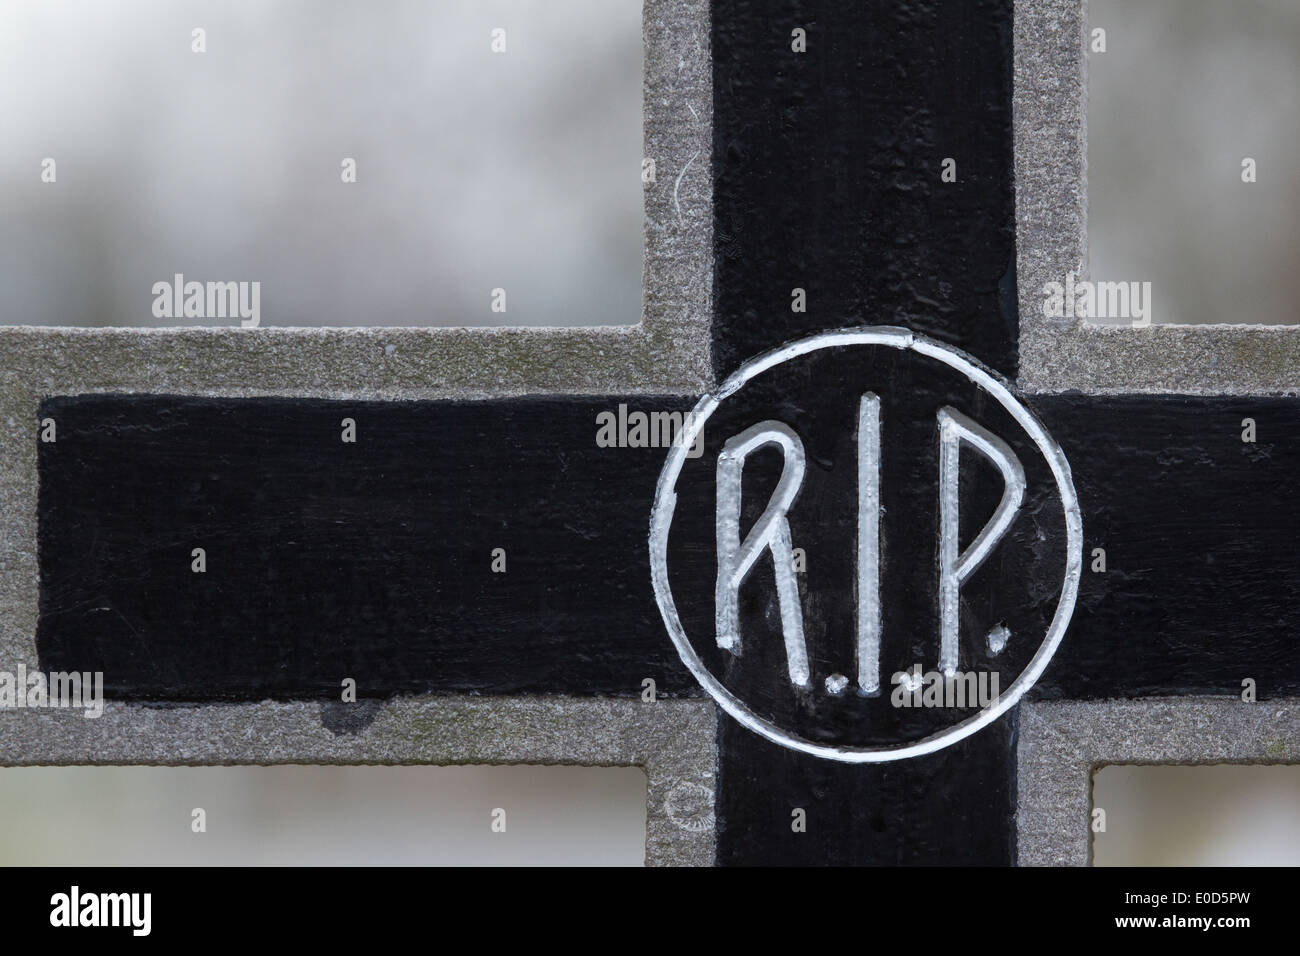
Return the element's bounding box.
[7,0,1299,869]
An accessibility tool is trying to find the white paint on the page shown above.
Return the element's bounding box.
[986,624,1011,656]
[649,327,1083,763]
[714,422,809,687]
[857,393,882,694]
[937,406,1025,676]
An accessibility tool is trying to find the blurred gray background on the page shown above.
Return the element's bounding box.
[0,765,647,865]
[1094,764,1300,865]
[1089,0,1300,325]
[0,0,643,327]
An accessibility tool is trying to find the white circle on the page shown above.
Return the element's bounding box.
[649,327,1083,763]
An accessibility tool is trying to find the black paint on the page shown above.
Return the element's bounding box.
[37,390,1294,867]
[37,395,700,701]
[1035,395,1300,701]
[709,0,1022,866]
[715,711,1018,866]
[712,0,1019,381]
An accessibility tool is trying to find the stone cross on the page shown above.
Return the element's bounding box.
[5,0,1298,867]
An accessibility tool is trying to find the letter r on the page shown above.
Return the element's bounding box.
[715,421,809,687]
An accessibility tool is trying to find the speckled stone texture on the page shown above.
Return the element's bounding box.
[1011,0,1300,867]
[1013,0,1300,395]
[1017,699,1300,866]
[0,696,717,866]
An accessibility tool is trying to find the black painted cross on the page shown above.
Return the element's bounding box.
[32,2,1300,865]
